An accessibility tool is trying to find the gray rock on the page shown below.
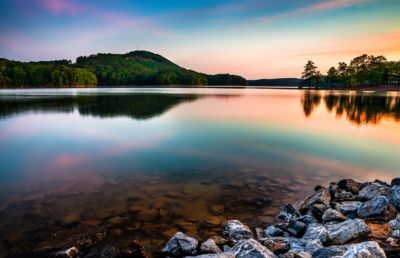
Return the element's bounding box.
[333,201,362,218]
[392,230,400,239]
[338,179,362,194]
[304,239,323,254]
[296,215,318,225]
[287,219,306,237]
[306,203,330,221]
[342,241,386,258]
[276,204,300,223]
[312,245,350,258]
[51,247,79,258]
[302,223,328,244]
[299,188,330,214]
[322,208,347,223]
[222,220,253,243]
[228,238,277,258]
[358,183,390,201]
[357,195,390,219]
[184,253,235,258]
[389,214,400,231]
[391,178,400,187]
[259,237,290,253]
[325,219,371,245]
[264,225,284,237]
[162,232,199,256]
[334,191,355,201]
[388,186,400,210]
[200,239,222,254]
[280,250,312,258]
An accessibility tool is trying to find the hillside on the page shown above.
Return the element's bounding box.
[75,51,246,86]
[247,78,302,87]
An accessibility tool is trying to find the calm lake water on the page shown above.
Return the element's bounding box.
[0,88,399,255]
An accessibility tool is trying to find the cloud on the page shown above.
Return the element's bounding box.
[37,0,84,15]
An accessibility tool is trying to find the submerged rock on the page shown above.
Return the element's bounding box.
[342,241,386,258]
[228,238,277,258]
[161,232,198,257]
[325,219,371,245]
[322,208,347,223]
[222,220,253,243]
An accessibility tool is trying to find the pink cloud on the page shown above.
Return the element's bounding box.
[37,0,84,15]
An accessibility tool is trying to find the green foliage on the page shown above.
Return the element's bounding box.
[0,59,97,88]
[207,74,246,86]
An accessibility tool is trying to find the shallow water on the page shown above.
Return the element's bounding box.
[0,88,399,255]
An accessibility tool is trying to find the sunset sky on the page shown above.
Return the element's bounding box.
[0,0,399,79]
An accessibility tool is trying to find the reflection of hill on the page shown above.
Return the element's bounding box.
[0,94,199,120]
[302,91,400,125]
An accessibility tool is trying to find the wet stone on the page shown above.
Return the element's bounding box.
[337,179,362,194]
[228,238,277,258]
[342,241,386,258]
[322,208,347,223]
[357,195,392,219]
[161,232,198,257]
[222,220,253,243]
[276,204,300,223]
[388,186,400,210]
[325,219,371,245]
[333,201,362,218]
[264,225,284,237]
[299,188,330,214]
[358,183,390,201]
[200,239,222,254]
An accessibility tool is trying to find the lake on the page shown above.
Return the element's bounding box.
[0,88,399,256]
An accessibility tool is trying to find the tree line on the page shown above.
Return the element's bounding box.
[301,54,400,88]
[0,59,97,88]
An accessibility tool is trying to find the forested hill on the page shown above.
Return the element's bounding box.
[0,51,246,88]
[75,51,246,86]
[247,78,302,87]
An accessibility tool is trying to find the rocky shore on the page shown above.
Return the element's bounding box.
[7,178,400,258]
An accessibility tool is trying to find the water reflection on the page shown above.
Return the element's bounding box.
[302,91,400,125]
[0,94,200,120]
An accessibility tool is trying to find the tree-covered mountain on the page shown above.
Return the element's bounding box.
[247,78,303,86]
[75,51,246,86]
[0,59,97,88]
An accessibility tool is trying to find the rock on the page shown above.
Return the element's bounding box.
[120,240,151,258]
[322,208,347,223]
[342,241,386,258]
[357,195,392,219]
[388,186,400,210]
[287,219,306,237]
[325,219,371,245]
[259,237,290,253]
[83,248,99,258]
[100,246,119,258]
[312,245,350,258]
[264,225,284,237]
[391,178,400,187]
[299,188,330,214]
[50,247,79,258]
[338,179,361,194]
[281,250,312,258]
[302,223,328,244]
[161,232,198,257]
[304,239,323,254]
[392,230,400,239]
[228,238,277,258]
[296,215,318,225]
[306,203,329,221]
[184,253,235,258]
[389,214,400,231]
[334,191,355,201]
[209,236,228,246]
[333,201,362,218]
[358,183,390,201]
[276,204,300,222]
[222,220,253,243]
[200,239,222,254]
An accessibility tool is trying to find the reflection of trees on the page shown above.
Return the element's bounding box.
[302,91,400,125]
[0,93,200,120]
[301,91,322,117]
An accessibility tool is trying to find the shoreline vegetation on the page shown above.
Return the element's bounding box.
[1,51,399,90]
[7,177,400,258]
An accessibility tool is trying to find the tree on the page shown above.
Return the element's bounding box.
[326,67,339,86]
[302,60,318,88]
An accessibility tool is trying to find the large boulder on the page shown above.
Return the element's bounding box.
[333,201,362,218]
[342,241,386,258]
[161,232,198,257]
[222,220,253,243]
[388,186,400,210]
[358,183,390,201]
[228,238,277,258]
[325,219,371,245]
[322,208,347,223]
[299,188,330,214]
[357,195,393,219]
[276,204,300,222]
[301,223,328,244]
[337,179,362,194]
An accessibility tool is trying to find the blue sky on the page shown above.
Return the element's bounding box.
[0,0,399,78]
